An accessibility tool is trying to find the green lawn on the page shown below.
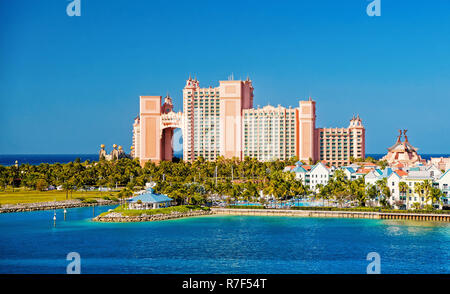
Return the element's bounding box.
[0,188,119,205]
[99,205,210,217]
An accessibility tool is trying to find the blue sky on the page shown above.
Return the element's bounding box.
[1,0,449,154]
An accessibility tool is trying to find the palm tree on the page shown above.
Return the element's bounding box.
[365,183,378,207]
[118,187,133,209]
[62,181,72,200]
[415,180,433,208]
[352,178,367,207]
[429,187,443,210]
[376,178,390,207]
[399,182,408,197]
[316,184,329,206]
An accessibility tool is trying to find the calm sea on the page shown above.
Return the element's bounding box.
[0,205,449,273]
[0,153,448,166]
[0,152,183,166]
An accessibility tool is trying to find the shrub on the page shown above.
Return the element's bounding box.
[108,205,209,217]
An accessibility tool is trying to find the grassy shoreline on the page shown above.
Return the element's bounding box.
[0,188,119,205]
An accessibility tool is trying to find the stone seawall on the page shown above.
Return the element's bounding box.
[211,208,450,222]
[212,208,380,219]
[0,199,119,213]
[92,210,214,222]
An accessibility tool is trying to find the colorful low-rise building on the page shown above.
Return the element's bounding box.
[429,157,450,171]
[309,162,332,191]
[128,188,173,210]
[382,129,425,167]
[437,170,450,206]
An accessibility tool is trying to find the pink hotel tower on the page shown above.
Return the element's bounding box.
[132,76,365,167]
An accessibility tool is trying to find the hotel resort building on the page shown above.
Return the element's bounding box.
[131,76,365,166]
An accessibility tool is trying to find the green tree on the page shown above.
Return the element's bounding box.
[36,179,48,191]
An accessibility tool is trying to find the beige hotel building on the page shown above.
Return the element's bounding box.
[132,76,365,167]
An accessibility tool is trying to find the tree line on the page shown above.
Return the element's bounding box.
[1,155,440,208]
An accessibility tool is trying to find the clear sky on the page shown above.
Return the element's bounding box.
[1,0,449,155]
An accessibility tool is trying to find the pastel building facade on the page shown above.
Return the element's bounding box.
[182,77,253,162]
[285,161,332,192]
[382,130,425,167]
[132,76,365,166]
[131,116,140,158]
[243,105,297,161]
[133,95,183,166]
[308,162,332,191]
[386,169,441,209]
[429,157,450,171]
[438,170,450,205]
[317,115,365,167]
[364,163,449,209]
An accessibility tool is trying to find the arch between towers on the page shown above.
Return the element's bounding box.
[160,111,183,162]
[139,95,183,167]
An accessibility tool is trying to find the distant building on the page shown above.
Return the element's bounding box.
[377,164,445,209]
[317,115,365,167]
[131,116,140,158]
[429,157,450,171]
[382,129,425,167]
[99,144,130,161]
[289,161,332,192]
[437,170,450,206]
[131,76,366,167]
[128,188,173,210]
[308,162,332,191]
[365,167,393,187]
[243,105,297,161]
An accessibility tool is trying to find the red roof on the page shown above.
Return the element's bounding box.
[302,165,312,171]
[360,162,377,166]
[321,160,330,167]
[396,170,408,177]
[356,168,372,174]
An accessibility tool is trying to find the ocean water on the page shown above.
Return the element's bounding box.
[0,153,448,166]
[0,154,100,166]
[0,206,449,274]
[0,152,183,166]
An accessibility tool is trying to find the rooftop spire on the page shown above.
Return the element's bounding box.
[396,129,402,144]
[403,129,409,142]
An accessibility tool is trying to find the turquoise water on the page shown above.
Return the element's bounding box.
[0,206,449,273]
